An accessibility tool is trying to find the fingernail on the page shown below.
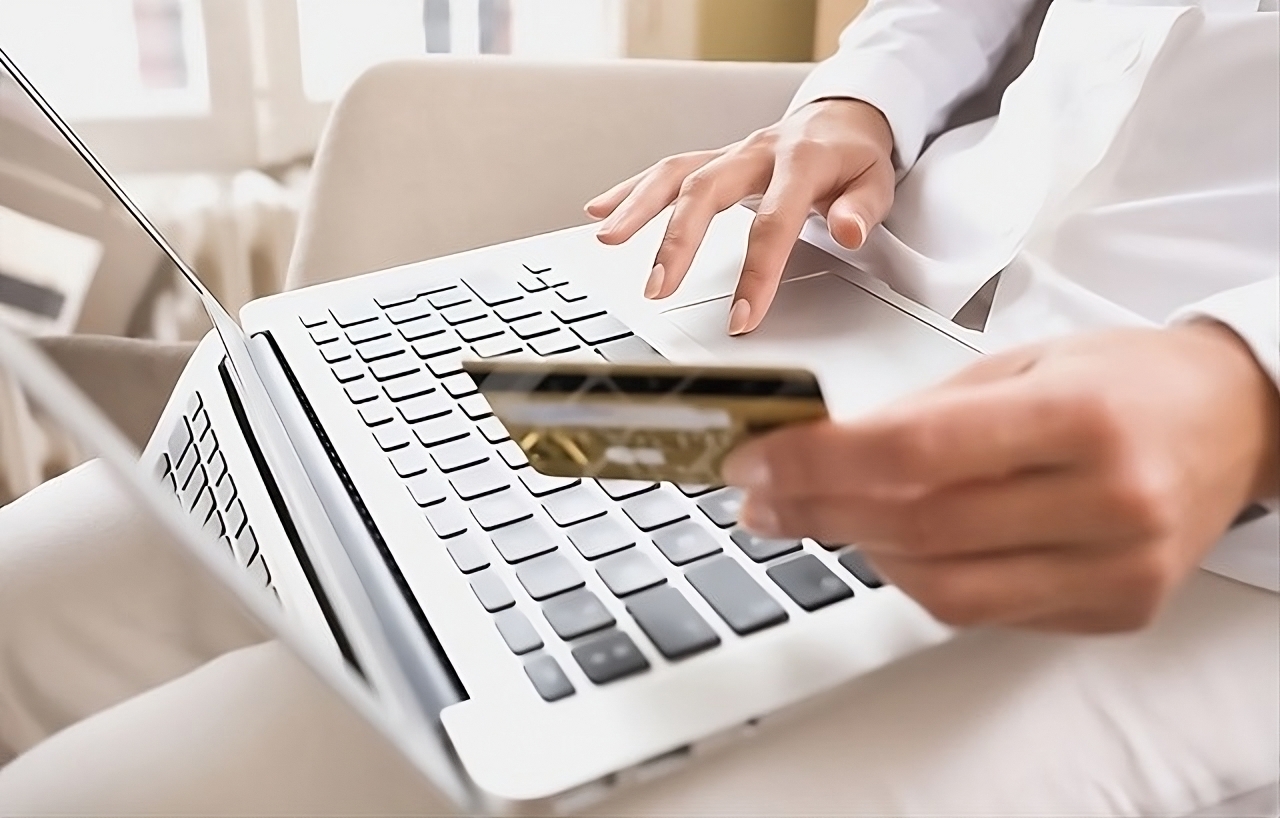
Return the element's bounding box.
[722,451,771,490]
[850,212,869,249]
[644,263,665,299]
[727,298,752,336]
[742,499,781,537]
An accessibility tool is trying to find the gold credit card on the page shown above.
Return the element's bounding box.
[463,359,828,484]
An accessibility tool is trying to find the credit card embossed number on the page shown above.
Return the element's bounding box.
[464,359,828,484]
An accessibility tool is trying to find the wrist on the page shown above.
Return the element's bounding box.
[798,97,894,157]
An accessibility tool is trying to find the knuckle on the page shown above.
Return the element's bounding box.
[677,169,717,199]
[1106,463,1179,539]
[1070,391,1126,453]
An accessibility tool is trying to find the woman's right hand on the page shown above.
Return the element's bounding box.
[585,98,897,335]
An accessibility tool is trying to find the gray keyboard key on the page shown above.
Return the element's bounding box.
[389,444,432,477]
[456,315,504,343]
[475,416,511,444]
[397,392,453,423]
[542,484,609,527]
[596,335,664,363]
[358,402,396,427]
[346,321,391,345]
[232,523,258,565]
[330,302,379,327]
[490,519,558,564]
[542,589,615,640]
[204,510,225,539]
[685,556,788,635]
[837,549,885,588]
[369,355,419,382]
[331,359,365,383]
[524,654,574,701]
[405,472,449,507]
[319,343,352,364]
[571,630,650,685]
[180,465,208,510]
[413,414,472,448]
[551,301,605,324]
[344,378,381,404]
[570,314,632,346]
[398,314,448,341]
[430,438,490,473]
[471,336,523,359]
[225,498,247,539]
[373,424,413,452]
[767,555,853,611]
[383,372,435,402]
[566,514,636,560]
[440,372,479,398]
[597,479,657,500]
[596,549,666,597]
[622,488,689,532]
[427,287,469,310]
[494,609,543,655]
[412,334,462,360]
[441,302,487,326]
[463,271,525,306]
[446,537,490,574]
[457,394,493,420]
[470,570,514,612]
[208,451,228,486]
[519,470,579,497]
[213,472,237,510]
[626,586,721,660]
[469,492,533,531]
[730,528,802,563]
[515,552,585,600]
[384,298,433,325]
[355,338,405,363]
[528,331,580,357]
[448,462,510,501]
[425,502,470,539]
[166,417,192,463]
[191,485,216,524]
[495,300,541,323]
[509,312,560,340]
[696,488,743,529]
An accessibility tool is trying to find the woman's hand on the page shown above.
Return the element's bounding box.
[586,99,896,335]
[721,324,1280,632]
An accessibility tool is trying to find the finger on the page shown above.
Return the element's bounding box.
[649,152,772,300]
[722,381,1092,496]
[585,168,651,220]
[595,151,719,245]
[822,159,895,250]
[728,154,825,335]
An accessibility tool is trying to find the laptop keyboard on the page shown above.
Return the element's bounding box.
[302,263,885,702]
[154,390,278,598]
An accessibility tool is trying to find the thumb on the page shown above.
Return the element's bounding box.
[825,165,894,250]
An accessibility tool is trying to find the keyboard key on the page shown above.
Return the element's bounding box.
[596,549,666,597]
[346,321,391,345]
[382,372,435,402]
[446,537,490,574]
[208,451,228,486]
[471,336,523,359]
[427,287,469,310]
[413,414,472,448]
[397,392,453,423]
[490,519,558,564]
[535,267,568,287]
[627,586,721,660]
[571,630,649,685]
[309,325,341,345]
[204,509,226,540]
[515,552,585,600]
[412,334,462,360]
[651,521,723,566]
[529,331,581,357]
[542,484,609,527]
[369,356,420,382]
[225,498,247,539]
[463,271,525,306]
[517,273,548,293]
[509,313,560,340]
[622,488,690,531]
[300,312,329,328]
[597,479,658,500]
[494,609,543,655]
[213,473,237,510]
[180,466,208,510]
[767,555,853,611]
[167,417,193,464]
[837,549,885,588]
[496,440,529,469]
[551,301,605,324]
[524,655,574,701]
[389,444,432,477]
[344,379,381,404]
[542,589,615,640]
[570,315,632,346]
[441,302,487,326]
[449,462,510,500]
[440,372,478,399]
[456,394,493,420]
[247,553,272,587]
[519,470,579,497]
[475,416,511,444]
[430,438,490,473]
[425,502,470,539]
[555,285,589,303]
[495,300,541,323]
[597,335,664,363]
[730,528,802,563]
[405,472,449,507]
[191,485,216,524]
[676,483,718,497]
[331,359,365,383]
[355,338,405,363]
[319,343,353,364]
[685,556,788,635]
[696,488,742,529]
[232,522,258,565]
[375,290,420,309]
[358,402,396,427]
[384,298,433,325]
[566,514,636,560]
[398,314,448,341]
[469,492,534,531]
[457,315,504,343]
[331,302,379,327]
[373,425,413,452]
[470,570,514,612]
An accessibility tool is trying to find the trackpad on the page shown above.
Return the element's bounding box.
[663,273,981,419]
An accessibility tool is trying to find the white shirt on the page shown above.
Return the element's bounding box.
[790,0,1279,590]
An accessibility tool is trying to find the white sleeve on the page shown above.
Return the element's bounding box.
[1170,276,1280,593]
[789,0,1036,169]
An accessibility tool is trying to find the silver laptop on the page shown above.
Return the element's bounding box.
[0,47,985,811]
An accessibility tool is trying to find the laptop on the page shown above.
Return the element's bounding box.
[0,48,986,811]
